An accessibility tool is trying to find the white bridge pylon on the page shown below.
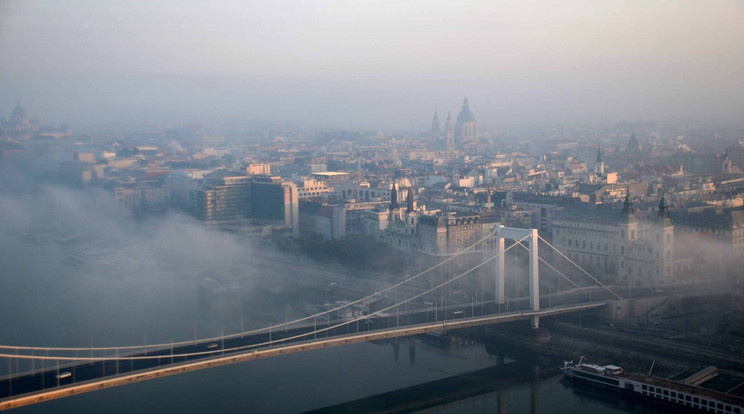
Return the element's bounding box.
[494,226,540,328]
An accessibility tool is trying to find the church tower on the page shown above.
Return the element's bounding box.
[404,187,418,235]
[431,112,440,144]
[626,132,641,152]
[445,112,455,151]
[618,188,639,283]
[654,194,674,280]
[390,184,399,212]
[595,146,605,178]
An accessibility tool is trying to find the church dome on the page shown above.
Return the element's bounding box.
[626,132,640,152]
[456,98,475,124]
[11,102,28,122]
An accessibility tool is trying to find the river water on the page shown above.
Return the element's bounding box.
[0,186,664,413]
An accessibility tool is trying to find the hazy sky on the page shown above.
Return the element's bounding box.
[1,0,743,130]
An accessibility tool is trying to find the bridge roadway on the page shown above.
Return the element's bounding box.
[0,301,606,410]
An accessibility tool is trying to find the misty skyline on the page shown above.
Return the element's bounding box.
[1,1,743,130]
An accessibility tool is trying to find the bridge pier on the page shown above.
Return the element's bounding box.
[528,228,539,329]
[495,234,505,306]
[495,226,540,328]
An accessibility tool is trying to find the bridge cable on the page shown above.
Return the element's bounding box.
[0,236,529,363]
[513,241,583,290]
[537,236,622,300]
[0,226,508,353]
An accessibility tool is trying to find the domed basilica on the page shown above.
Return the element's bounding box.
[431,98,478,150]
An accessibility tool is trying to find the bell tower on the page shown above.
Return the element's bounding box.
[445,112,455,151]
[595,146,605,179]
[431,112,440,144]
[618,188,639,282]
[655,194,674,280]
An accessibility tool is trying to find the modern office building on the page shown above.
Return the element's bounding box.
[191,173,299,236]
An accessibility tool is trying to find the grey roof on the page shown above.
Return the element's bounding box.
[456,98,475,124]
[673,208,744,229]
[553,205,622,225]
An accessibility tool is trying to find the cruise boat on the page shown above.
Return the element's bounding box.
[561,358,743,413]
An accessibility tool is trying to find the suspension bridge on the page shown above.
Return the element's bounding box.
[0,226,622,410]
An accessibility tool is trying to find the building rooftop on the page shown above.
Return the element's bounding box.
[311,171,349,177]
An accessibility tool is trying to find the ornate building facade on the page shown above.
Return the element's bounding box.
[551,193,676,285]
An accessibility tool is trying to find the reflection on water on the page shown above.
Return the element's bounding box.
[416,374,671,414]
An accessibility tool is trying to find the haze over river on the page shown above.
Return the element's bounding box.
[0,225,660,412]
[0,182,657,413]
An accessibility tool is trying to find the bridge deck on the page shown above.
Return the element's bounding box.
[0,302,605,411]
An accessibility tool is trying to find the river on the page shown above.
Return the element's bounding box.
[0,189,665,413]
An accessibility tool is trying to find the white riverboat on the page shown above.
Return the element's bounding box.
[561,358,743,413]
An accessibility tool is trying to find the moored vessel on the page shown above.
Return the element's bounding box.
[561,358,743,413]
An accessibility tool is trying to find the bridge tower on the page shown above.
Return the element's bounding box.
[495,226,541,328]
